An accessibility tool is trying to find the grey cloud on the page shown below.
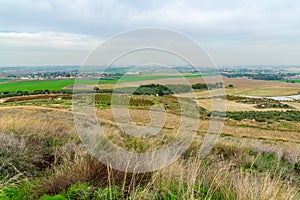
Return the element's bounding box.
[0,0,300,65]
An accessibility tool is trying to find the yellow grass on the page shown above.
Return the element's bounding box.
[197,98,297,112]
[1,105,299,146]
[286,102,300,110]
[226,87,299,96]
[0,105,299,199]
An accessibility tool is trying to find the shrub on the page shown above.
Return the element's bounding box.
[0,182,34,200]
[95,186,122,200]
[64,183,93,200]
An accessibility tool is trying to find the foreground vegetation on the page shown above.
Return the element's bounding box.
[1,128,299,199]
[0,103,299,199]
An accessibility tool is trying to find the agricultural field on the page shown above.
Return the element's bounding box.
[120,76,300,96]
[197,98,296,112]
[0,75,300,199]
[0,73,214,93]
[0,79,93,92]
[1,74,299,97]
[286,102,300,110]
[0,93,300,199]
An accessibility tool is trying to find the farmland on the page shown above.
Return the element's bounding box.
[0,79,91,92]
[0,94,300,199]
[120,76,300,96]
[0,73,300,199]
[0,73,214,92]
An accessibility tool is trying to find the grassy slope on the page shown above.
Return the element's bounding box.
[0,106,299,199]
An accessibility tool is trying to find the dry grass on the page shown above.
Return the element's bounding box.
[222,125,300,143]
[197,98,296,112]
[136,151,299,200]
[40,143,151,196]
[37,140,300,199]
[286,102,300,110]
[0,105,299,199]
[0,106,76,139]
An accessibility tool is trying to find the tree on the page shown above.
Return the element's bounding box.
[93,87,100,92]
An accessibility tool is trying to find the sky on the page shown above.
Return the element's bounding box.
[0,0,300,66]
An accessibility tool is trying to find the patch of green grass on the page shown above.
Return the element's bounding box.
[240,151,292,175]
[41,183,122,200]
[221,110,300,122]
[155,181,235,200]
[0,182,34,200]
[63,183,93,200]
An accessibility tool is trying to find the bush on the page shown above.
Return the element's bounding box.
[95,186,122,200]
[0,183,34,200]
[64,183,93,200]
[40,184,122,200]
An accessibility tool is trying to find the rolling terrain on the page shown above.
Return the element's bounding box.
[0,75,300,199]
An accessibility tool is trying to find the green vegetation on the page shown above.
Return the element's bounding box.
[192,82,223,90]
[0,73,215,93]
[0,79,94,93]
[94,94,155,109]
[0,103,299,199]
[218,110,300,122]
[132,82,223,96]
[133,84,173,96]
[1,135,299,200]
[0,182,34,200]
[40,183,122,200]
[285,80,300,83]
[226,95,293,109]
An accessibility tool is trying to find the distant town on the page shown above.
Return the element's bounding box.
[0,65,299,81]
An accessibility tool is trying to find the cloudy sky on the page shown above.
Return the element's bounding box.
[0,0,300,66]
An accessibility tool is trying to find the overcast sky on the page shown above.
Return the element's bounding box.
[0,0,300,66]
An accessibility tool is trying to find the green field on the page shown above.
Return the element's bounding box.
[280,79,300,83]
[0,79,93,92]
[0,73,214,92]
